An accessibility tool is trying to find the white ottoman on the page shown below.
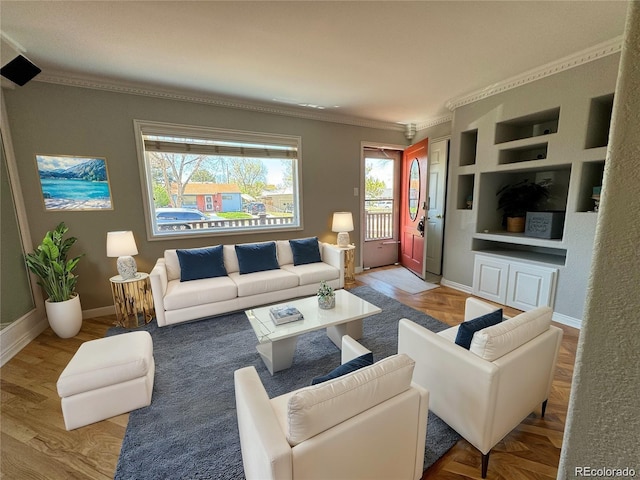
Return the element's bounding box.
[57,331,155,430]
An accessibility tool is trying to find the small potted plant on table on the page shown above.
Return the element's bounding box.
[317,281,335,310]
[25,222,84,338]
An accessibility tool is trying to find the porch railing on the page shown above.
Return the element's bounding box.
[365,211,394,241]
[158,214,295,231]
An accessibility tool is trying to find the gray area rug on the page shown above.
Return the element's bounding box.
[109,285,461,479]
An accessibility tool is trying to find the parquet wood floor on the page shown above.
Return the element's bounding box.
[0,266,578,479]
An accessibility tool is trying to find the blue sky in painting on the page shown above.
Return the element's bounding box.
[36,155,103,171]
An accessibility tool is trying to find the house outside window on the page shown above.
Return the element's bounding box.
[134,120,302,239]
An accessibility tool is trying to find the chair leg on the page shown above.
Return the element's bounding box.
[542,399,548,418]
[481,451,490,478]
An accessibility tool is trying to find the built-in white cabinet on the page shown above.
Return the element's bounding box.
[473,254,557,311]
[472,255,509,304]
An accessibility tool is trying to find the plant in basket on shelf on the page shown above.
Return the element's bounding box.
[497,178,551,233]
[24,222,84,338]
[317,281,335,310]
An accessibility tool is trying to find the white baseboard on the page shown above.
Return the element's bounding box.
[0,310,48,367]
[1,305,118,366]
[439,278,581,329]
[440,278,473,293]
[83,305,115,319]
[552,312,582,329]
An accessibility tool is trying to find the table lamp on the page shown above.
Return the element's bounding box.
[107,231,139,280]
[332,212,354,247]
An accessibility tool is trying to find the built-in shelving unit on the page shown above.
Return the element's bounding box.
[577,160,605,212]
[446,54,619,321]
[585,94,614,149]
[472,240,567,267]
[459,129,478,166]
[494,107,560,144]
[476,164,571,239]
[457,174,475,210]
[498,141,549,164]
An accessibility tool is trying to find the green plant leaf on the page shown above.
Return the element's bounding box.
[23,222,82,302]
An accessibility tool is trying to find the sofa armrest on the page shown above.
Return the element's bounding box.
[149,258,168,327]
[341,335,372,364]
[320,242,344,288]
[234,367,293,480]
[397,318,499,454]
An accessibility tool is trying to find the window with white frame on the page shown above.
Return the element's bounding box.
[134,120,302,239]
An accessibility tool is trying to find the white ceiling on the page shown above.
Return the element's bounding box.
[0,1,629,127]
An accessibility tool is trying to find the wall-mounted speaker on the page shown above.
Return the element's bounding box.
[1,54,41,86]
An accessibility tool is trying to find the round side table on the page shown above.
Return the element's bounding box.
[109,272,155,328]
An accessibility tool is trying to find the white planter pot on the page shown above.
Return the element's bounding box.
[45,294,83,338]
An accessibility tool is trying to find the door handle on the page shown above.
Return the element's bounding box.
[417,216,425,237]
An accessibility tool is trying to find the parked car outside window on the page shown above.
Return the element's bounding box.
[156,208,207,230]
[246,202,266,215]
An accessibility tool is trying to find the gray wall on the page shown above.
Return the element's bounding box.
[413,121,452,144]
[4,82,406,310]
[559,1,640,474]
[444,53,620,322]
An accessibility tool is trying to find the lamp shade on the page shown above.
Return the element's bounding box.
[106,231,138,257]
[332,212,354,233]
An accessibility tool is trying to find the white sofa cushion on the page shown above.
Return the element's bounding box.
[469,306,553,361]
[163,276,238,311]
[276,240,294,266]
[281,263,339,286]
[57,331,153,397]
[229,269,299,297]
[222,244,240,274]
[164,249,181,281]
[272,353,415,446]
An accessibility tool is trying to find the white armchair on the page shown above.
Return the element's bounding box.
[234,336,429,480]
[398,298,563,478]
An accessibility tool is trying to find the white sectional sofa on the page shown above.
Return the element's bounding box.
[150,238,344,327]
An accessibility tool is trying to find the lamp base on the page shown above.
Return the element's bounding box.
[117,256,138,280]
[337,232,350,247]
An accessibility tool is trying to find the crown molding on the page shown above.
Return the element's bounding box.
[415,113,453,131]
[445,36,623,111]
[34,71,405,132]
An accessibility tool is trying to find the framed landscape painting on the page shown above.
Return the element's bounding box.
[35,155,113,211]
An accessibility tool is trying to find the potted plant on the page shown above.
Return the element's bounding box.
[25,222,84,338]
[317,281,335,310]
[496,178,551,232]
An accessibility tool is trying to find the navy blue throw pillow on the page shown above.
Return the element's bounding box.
[289,237,322,266]
[454,309,503,350]
[235,242,280,275]
[176,245,227,282]
[311,353,374,385]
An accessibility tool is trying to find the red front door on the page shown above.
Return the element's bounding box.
[400,138,428,277]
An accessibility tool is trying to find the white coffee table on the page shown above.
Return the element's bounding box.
[246,289,381,375]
